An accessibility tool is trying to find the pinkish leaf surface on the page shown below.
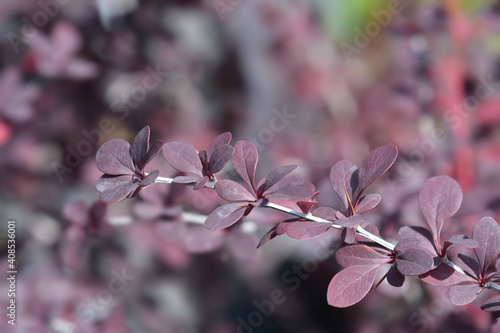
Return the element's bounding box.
[481,295,500,312]
[335,244,390,268]
[359,145,398,191]
[473,216,500,274]
[99,180,140,203]
[208,144,234,174]
[260,165,298,194]
[327,264,384,308]
[418,176,463,242]
[330,160,358,211]
[312,206,337,221]
[396,248,433,276]
[355,194,381,214]
[457,254,480,279]
[232,140,258,191]
[286,222,332,240]
[334,214,363,228]
[96,139,134,175]
[443,235,479,253]
[448,282,481,305]
[207,132,232,156]
[216,179,256,202]
[162,142,203,176]
[205,203,247,230]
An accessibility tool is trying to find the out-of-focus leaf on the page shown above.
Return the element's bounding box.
[184,226,224,253]
[226,229,259,261]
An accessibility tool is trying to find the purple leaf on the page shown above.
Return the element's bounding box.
[208,145,234,174]
[297,200,317,214]
[207,132,232,156]
[395,237,421,252]
[327,264,384,308]
[286,222,332,240]
[205,202,247,230]
[215,179,256,202]
[173,175,202,184]
[143,140,163,168]
[358,145,398,192]
[355,194,381,214]
[398,226,437,257]
[419,262,475,286]
[132,126,150,168]
[141,170,159,187]
[330,160,358,211]
[335,244,390,268]
[194,176,209,190]
[387,266,405,287]
[162,142,203,176]
[259,165,298,195]
[96,139,134,175]
[232,141,258,191]
[418,176,463,243]
[448,282,481,306]
[312,206,337,221]
[257,224,285,248]
[481,295,500,312]
[343,227,356,244]
[95,174,133,193]
[443,235,479,253]
[335,214,363,228]
[473,216,500,274]
[457,254,480,279]
[99,180,140,203]
[396,248,433,276]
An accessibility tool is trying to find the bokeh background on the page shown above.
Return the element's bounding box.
[1,0,500,332]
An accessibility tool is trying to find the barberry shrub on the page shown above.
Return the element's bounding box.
[93,126,500,314]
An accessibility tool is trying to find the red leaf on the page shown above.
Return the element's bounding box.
[355,194,381,214]
[329,160,358,211]
[207,132,232,156]
[208,144,234,175]
[419,262,475,286]
[259,165,298,195]
[358,145,398,192]
[396,248,434,276]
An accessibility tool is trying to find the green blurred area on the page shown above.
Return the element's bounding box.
[317,0,494,41]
